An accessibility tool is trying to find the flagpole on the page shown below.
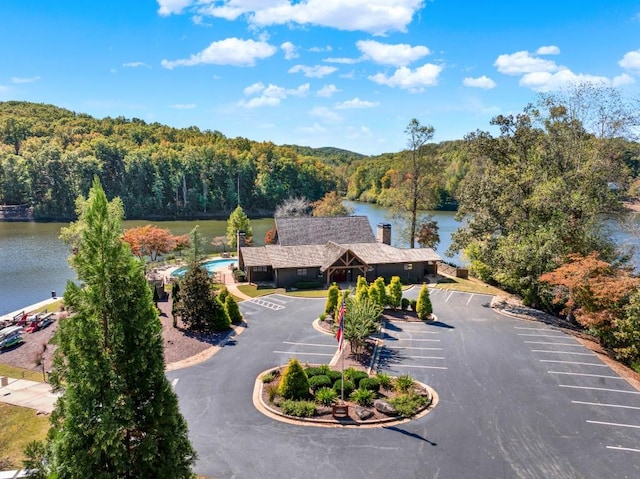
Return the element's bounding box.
[341,342,345,403]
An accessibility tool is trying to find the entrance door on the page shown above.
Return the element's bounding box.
[332,269,347,283]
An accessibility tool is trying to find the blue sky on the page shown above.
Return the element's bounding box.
[1,0,639,155]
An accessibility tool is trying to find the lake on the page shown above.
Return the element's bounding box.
[0,203,637,315]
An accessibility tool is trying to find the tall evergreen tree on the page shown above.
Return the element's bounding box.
[49,178,195,478]
[226,205,253,247]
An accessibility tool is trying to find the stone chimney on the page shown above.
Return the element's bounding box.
[237,231,246,270]
[377,223,391,245]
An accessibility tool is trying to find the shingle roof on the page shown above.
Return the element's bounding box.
[275,216,376,246]
[240,242,442,270]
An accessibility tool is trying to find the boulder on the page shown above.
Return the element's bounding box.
[374,399,398,416]
[355,406,374,420]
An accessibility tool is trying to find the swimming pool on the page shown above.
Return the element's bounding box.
[170,258,238,278]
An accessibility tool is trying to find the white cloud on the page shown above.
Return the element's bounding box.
[536,45,560,55]
[494,50,559,75]
[157,0,193,16]
[613,73,635,86]
[297,122,328,134]
[309,45,333,53]
[619,49,640,70]
[194,0,424,35]
[335,98,379,109]
[463,75,496,89]
[519,69,617,92]
[368,63,443,92]
[161,38,276,69]
[281,41,298,60]
[170,103,197,109]
[239,82,310,108]
[316,84,340,98]
[288,64,337,78]
[323,57,361,64]
[309,106,342,123]
[11,76,40,84]
[356,40,429,66]
[122,62,150,68]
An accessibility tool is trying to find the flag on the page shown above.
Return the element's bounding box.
[335,298,346,351]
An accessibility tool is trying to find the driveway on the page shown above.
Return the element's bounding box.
[168,289,640,479]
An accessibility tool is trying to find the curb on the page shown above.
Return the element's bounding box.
[253,366,439,429]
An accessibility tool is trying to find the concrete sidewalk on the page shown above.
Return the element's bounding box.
[0,377,58,413]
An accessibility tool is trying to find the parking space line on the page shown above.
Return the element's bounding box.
[532,350,595,356]
[395,338,441,342]
[587,420,640,429]
[518,333,568,338]
[282,341,335,348]
[172,378,179,387]
[540,360,607,367]
[466,294,474,305]
[445,291,454,302]
[606,446,640,453]
[383,330,440,336]
[273,351,333,357]
[572,400,640,410]
[548,371,622,379]
[515,326,557,331]
[525,341,582,346]
[403,355,445,360]
[559,385,640,394]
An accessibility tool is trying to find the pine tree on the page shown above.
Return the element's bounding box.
[49,178,195,478]
[226,205,253,248]
[177,263,230,332]
[416,284,433,320]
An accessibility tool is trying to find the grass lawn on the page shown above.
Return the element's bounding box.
[0,364,45,382]
[433,275,505,295]
[0,403,50,469]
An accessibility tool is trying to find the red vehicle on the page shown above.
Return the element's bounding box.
[24,320,40,333]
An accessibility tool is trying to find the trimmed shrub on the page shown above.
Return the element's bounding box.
[308,375,332,391]
[225,294,243,324]
[410,299,417,311]
[261,372,276,383]
[395,374,415,393]
[389,393,429,417]
[233,269,247,282]
[401,297,410,310]
[326,370,343,382]
[315,387,338,406]
[387,276,402,309]
[359,377,380,393]
[376,372,393,390]
[344,368,368,386]
[304,366,324,377]
[350,388,375,407]
[294,280,321,290]
[280,399,317,417]
[332,379,355,398]
[325,283,339,315]
[416,284,433,320]
[319,312,327,322]
[279,358,310,400]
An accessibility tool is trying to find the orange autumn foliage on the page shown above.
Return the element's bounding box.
[122,225,182,261]
[539,252,640,330]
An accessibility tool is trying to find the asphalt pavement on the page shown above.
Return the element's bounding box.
[168,289,640,479]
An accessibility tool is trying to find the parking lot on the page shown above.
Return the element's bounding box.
[168,288,640,479]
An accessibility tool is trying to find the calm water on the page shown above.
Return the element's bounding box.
[0,204,637,315]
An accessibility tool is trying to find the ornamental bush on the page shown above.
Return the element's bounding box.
[350,388,375,407]
[280,399,316,417]
[326,370,343,382]
[359,377,380,393]
[325,283,339,315]
[401,297,410,310]
[395,374,415,393]
[387,276,402,309]
[376,372,393,390]
[279,358,310,400]
[332,379,355,398]
[416,284,433,320]
[224,294,243,324]
[389,393,429,417]
[308,375,332,391]
[344,368,368,386]
[315,387,338,406]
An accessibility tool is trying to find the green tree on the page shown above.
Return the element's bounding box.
[325,282,339,315]
[369,277,387,308]
[387,276,403,309]
[225,294,243,325]
[343,297,383,358]
[311,191,354,217]
[279,358,310,400]
[355,276,369,302]
[615,291,640,369]
[227,205,253,248]
[49,178,195,478]
[186,225,208,263]
[416,284,433,320]
[416,218,440,249]
[176,263,230,332]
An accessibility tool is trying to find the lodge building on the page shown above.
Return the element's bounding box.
[237,216,442,288]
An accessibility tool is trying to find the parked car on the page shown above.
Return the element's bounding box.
[24,320,40,333]
[38,313,55,329]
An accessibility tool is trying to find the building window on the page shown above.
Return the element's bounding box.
[404,263,413,270]
[297,268,307,276]
[254,266,267,272]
